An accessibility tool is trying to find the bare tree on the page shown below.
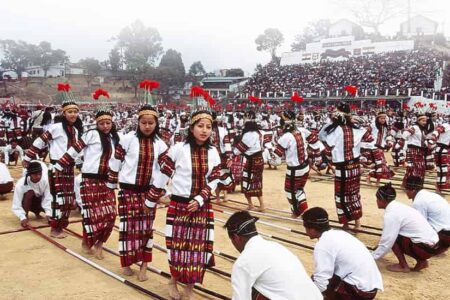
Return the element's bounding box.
[337,0,405,34]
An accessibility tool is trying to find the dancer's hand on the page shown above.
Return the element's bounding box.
[187,200,199,213]
[20,218,29,228]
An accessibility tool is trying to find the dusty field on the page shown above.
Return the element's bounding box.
[0,160,449,300]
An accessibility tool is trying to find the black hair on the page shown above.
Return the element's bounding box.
[54,113,84,139]
[185,110,213,149]
[242,120,259,134]
[302,207,331,233]
[136,105,160,140]
[405,176,424,191]
[223,211,259,237]
[376,182,397,202]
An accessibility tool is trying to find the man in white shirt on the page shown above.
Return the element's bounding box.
[224,211,322,300]
[303,207,383,300]
[3,139,24,166]
[11,161,52,228]
[372,183,439,272]
[0,161,14,197]
[405,176,450,254]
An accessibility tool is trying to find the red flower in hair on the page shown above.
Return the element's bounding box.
[402,103,410,110]
[291,91,304,103]
[92,88,110,100]
[189,86,207,98]
[57,83,71,92]
[139,80,160,91]
[350,104,358,111]
[344,85,357,96]
[204,94,216,106]
[248,95,262,104]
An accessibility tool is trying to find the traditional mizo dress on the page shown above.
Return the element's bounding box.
[274,128,320,216]
[234,131,264,198]
[429,124,450,190]
[322,124,373,223]
[55,129,117,248]
[211,124,234,191]
[148,142,221,284]
[401,124,428,185]
[107,132,168,267]
[366,122,394,180]
[24,122,79,230]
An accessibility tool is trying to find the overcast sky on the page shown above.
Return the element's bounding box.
[1,0,448,74]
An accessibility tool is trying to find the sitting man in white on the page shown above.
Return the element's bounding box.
[11,161,52,228]
[224,210,322,300]
[372,183,439,272]
[303,207,383,300]
[405,175,450,254]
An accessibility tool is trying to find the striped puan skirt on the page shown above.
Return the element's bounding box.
[48,166,76,230]
[80,176,117,248]
[218,154,234,191]
[117,187,156,267]
[334,161,363,224]
[285,163,309,216]
[434,145,449,190]
[368,148,395,180]
[241,152,264,197]
[403,146,426,186]
[166,196,214,284]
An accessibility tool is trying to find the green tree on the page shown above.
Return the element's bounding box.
[188,61,206,76]
[225,68,244,77]
[79,57,102,86]
[158,49,185,87]
[255,28,284,61]
[0,40,35,79]
[115,20,163,73]
[108,47,122,72]
[34,41,67,77]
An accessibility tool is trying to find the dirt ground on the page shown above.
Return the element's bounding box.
[0,159,449,300]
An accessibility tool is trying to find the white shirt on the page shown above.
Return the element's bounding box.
[234,131,262,156]
[402,125,425,148]
[1,145,24,164]
[313,230,383,293]
[323,125,372,163]
[150,142,221,208]
[372,200,439,260]
[11,172,52,221]
[232,235,322,300]
[55,129,114,175]
[24,122,79,163]
[0,162,13,184]
[413,190,450,232]
[108,133,168,188]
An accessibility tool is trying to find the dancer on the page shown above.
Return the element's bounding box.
[56,109,119,259]
[211,112,233,203]
[147,110,221,300]
[23,99,83,238]
[320,102,373,230]
[273,111,320,217]
[107,105,168,281]
[233,111,265,211]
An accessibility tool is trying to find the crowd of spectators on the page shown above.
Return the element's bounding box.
[245,49,449,97]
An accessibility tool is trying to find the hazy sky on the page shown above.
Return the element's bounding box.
[1,0,448,74]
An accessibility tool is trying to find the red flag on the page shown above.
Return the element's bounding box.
[291,91,304,103]
[344,85,357,96]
